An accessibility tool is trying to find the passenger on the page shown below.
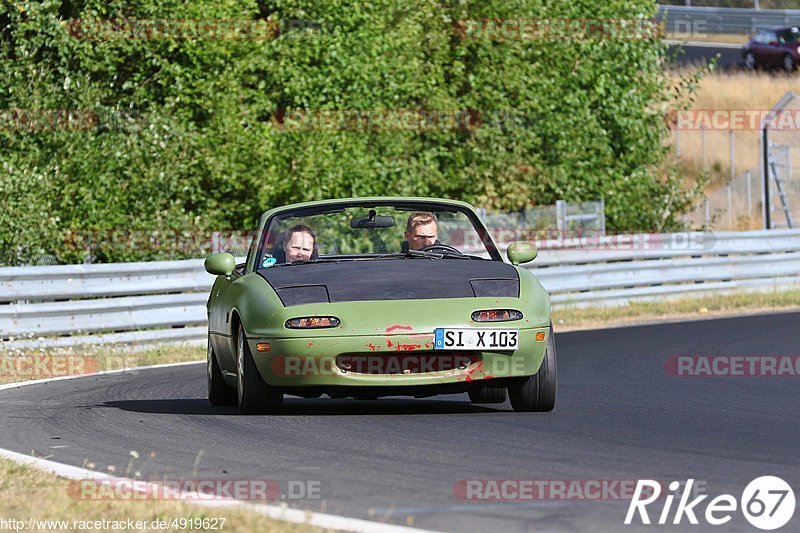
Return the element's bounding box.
[404,211,438,251]
[283,224,316,263]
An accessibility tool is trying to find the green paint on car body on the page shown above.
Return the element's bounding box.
[205,197,554,405]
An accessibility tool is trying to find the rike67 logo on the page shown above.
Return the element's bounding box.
[625,477,795,530]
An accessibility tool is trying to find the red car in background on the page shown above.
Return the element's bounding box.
[743,25,800,72]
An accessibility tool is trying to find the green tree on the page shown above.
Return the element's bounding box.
[0,0,700,264]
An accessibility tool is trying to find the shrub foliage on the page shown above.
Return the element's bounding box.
[0,0,698,264]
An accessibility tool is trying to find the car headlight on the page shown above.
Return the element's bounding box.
[285,316,341,329]
[471,309,523,322]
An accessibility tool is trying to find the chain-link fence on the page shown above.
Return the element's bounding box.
[683,91,800,231]
[762,93,800,229]
[477,200,606,244]
[684,168,762,230]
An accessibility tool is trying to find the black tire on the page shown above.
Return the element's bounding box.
[783,54,796,73]
[468,386,507,404]
[207,338,237,406]
[508,325,557,412]
[744,51,757,70]
[236,324,283,415]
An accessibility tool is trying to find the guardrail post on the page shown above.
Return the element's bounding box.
[726,184,733,228]
[746,170,752,216]
[762,126,771,229]
[729,130,735,180]
[598,198,606,237]
[555,200,566,234]
[701,124,707,171]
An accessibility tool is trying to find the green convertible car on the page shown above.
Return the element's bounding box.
[204,197,556,414]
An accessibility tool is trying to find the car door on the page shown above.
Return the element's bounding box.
[754,31,781,66]
[778,29,800,63]
[207,233,258,373]
[207,273,237,371]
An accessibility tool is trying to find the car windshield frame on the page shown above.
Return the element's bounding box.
[251,199,503,272]
[778,29,799,43]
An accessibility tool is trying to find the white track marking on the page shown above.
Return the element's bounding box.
[0,362,439,533]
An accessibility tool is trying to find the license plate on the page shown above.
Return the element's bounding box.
[434,328,519,350]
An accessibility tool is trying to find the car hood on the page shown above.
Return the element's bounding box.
[257,259,519,307]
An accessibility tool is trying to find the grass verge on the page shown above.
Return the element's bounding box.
[553,288,800,332]
[0,457,323,533]
[0,345,329,533]
[0,343,206,385]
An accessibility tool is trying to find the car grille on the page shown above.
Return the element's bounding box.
[335,352,480,375]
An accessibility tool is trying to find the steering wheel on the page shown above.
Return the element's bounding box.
[420,243,463,255]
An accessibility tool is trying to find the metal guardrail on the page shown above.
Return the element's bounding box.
[657,4,800,35]
[1,230,799,349]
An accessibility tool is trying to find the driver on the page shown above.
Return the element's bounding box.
[404,211,438,251]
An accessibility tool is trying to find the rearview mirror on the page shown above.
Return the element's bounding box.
[350,210,395,229]
[205,252,236,277]
[507,241,538,265]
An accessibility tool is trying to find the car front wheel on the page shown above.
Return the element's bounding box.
[237,324,283,415]
[744,51,757,70]
[207,337,237,406]
[468,385,507,404]
[508,325,557,412]
[784,54,797,72]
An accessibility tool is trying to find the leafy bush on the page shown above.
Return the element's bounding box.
[0,0,699,264]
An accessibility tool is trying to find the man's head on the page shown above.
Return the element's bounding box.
[405,211,438,251]
[283,224,316,263]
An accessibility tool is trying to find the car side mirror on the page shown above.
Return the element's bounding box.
[507,241,538,265]
[205,252,236,278]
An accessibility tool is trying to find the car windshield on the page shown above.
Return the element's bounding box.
[255,202,498,268]
[780,29,800,43]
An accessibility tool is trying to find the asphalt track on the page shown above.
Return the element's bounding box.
[667,42,743,69]
[1,312,798,532]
